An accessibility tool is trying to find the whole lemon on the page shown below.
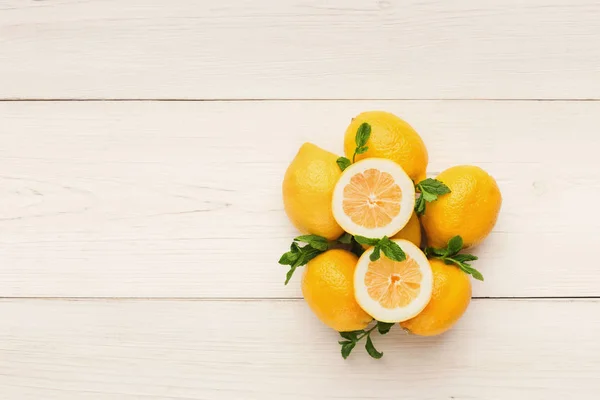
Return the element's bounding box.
[344,111,428,183]
[392,212,422,247]
[302,249,372,331]
[400,259,471,336]
[421,165,502,248]
[282,143,344,240]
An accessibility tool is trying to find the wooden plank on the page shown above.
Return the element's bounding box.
[0,299,598,399]
[1,100,598,298]
[1,0,600,99]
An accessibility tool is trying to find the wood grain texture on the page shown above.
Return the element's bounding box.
[1,0,600,99]
[0,299,598,399]
[1,100,598,298]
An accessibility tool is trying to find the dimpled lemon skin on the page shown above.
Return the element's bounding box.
[302,250,372,332]
[421,165,502,249]
[344,111,428,183]
[400,259,471,336]
[283,143,344,240]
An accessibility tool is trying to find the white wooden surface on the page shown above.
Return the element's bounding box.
[1,0,600,99]
[1,299,599,399]
[1,1,600,399]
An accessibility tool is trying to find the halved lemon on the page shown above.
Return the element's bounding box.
[354,239,433,322]
[332,158,415,238]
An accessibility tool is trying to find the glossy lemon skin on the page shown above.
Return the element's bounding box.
[302,250,372,331]
[421,165,502,248]
[344,111,428,183]
[282,143,344,240]
[400,259,471,336]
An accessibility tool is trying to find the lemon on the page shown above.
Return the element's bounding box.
[332,158,415,238]
[354,240,433,323]
[344,111,428,183]
[302,249,372,331]
[421,165,502,248]
[400,259,471,336]
[282,143,344,240]
[392,212,421,247]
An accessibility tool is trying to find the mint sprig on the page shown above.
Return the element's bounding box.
[336,122,372,171]
[414,178,451,216]
[338,320,395,359]
[278,235,330,284]
[353,122,371,162]
[354,235,406,262]
[425,235,484,281]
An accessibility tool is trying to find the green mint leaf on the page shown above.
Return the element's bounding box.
[339,331,359,341]
[279,242,302,265]
[440,255,485,282]
[278,251,299,265]
[294,235,329,251]
[282,245,324,285]
[355,123,372,148]
[414,196,426,215]
[284,266,297,285]
[378,236,391,246]
[458,263,484,281]
[381,240,406,262]
[298,247,323,265]
[336,157,352,172]
[354,235,380,246]
[355,146,369,155]
[337,232,353,245]
[420,190,438,203]
[453,253,478,263]
[376,321,395,335]
[425,246,447,258]
[446,235,464,256]
[469,267,484,281]
[365,335,383,359]
[415,179,451,214]
[341,341,356,359]
[369,245,381,261]
[417,178,451,196]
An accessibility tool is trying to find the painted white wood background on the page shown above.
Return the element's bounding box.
[1,1,599,399]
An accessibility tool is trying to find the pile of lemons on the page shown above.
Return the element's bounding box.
[280,111,502,359]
